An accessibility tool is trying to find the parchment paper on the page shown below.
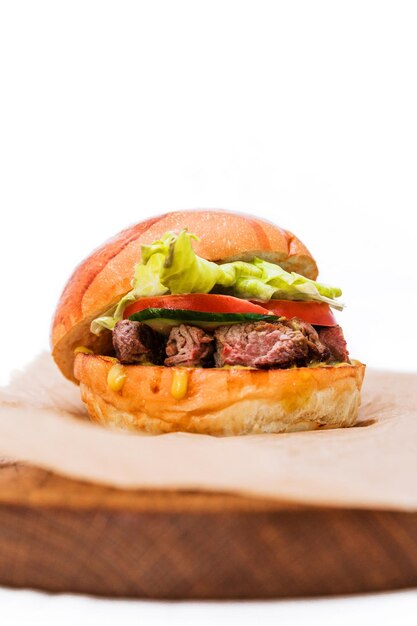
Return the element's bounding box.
[0,353,416,510]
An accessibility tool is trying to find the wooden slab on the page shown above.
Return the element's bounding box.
[0,463,416,599]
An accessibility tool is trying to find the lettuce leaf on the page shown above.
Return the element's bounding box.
[252,258,343,308]
[91,230,343,334]
[219,261,276,301]
[141,230,235,294]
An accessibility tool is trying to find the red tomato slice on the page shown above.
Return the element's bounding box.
[252,300,337,326]
[124,294,271,318]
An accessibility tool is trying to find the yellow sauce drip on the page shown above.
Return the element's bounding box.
[107,363,126,392]
[171,369,189,400]
[74,346,93,355]
[102,356,119,363]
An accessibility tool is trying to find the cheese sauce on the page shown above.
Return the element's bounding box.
[107,363,126,392]
[170,369,189,400]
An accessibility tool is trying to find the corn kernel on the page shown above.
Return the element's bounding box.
[74,346,93,355]
[107,363,126,392]
[170,369,189,400]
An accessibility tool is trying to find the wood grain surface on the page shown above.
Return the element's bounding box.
[0,463,416,599]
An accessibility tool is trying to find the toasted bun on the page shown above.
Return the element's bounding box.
[52,210,318,381]
[74,354,365,436]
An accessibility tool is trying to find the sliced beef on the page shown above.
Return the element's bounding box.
[214,321,309,368]
[317,325,350,362]
[112,317,349,370]
[286,318,330,361]
[113,319,165,364]
[165,324,214,367]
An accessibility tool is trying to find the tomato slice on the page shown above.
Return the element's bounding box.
[253,300,337,326]
[124,294,337,326]
[124,294,271,318]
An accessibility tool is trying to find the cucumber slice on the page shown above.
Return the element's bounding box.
[128,308,279,335]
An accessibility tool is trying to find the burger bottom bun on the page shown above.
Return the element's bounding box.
[74,354,365,436]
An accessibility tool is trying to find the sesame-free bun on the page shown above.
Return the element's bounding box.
[52,210,318,381]
[74,353,365,436]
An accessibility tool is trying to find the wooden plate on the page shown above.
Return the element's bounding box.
[0,462,416,599]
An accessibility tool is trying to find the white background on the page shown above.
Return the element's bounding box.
[0,1,416,623]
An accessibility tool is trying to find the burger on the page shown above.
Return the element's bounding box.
[52,210,365,435]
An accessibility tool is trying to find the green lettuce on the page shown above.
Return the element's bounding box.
[219,261,276,301]
[251,258,343,307]
[91,230,343,334]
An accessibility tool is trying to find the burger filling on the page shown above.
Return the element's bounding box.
[112,319,349,369]
[91,229,350,370]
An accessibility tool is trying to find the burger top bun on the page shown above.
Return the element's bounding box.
[51,210,318,381]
